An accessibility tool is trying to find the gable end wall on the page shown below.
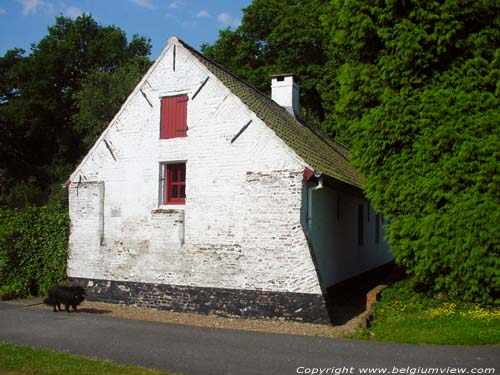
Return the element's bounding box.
[67,39,323,299]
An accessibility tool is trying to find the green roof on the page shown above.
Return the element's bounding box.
[180,40,363,188]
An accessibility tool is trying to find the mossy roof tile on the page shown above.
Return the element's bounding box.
[180,39,363,188]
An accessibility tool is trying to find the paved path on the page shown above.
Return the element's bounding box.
[0,302,498,375]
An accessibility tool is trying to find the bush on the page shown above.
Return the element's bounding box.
[322,1,500,304]
[0,207,69,298]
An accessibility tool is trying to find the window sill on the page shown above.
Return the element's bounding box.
[160,204,185,209]
[159,136,188,140]
[152,205,185,215]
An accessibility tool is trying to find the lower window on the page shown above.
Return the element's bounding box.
[160,162,186,205]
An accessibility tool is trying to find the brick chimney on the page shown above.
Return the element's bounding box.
[271,74,299,117]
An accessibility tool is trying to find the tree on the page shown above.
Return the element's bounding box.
[321,0,500,304]
[0,15,151,207]
[202,0,329,126]
[74,56,151,149]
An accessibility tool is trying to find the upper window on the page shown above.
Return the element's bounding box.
[160,163,186,205]
[160,95,188,139]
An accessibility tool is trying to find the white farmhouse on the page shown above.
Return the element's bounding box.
[67,37,393,324]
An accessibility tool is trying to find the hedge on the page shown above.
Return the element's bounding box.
[0,207,69,298]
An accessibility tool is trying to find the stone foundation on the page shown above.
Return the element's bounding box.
[69,277,331,325]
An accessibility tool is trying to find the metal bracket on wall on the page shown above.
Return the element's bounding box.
[140,88,153,108]
[103,139,117,161]
[192,77,209,100]
[76,175,82,197]
[173,45,176,71]
[231,120,253,144]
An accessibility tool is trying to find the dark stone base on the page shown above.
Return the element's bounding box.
[68,277,331,325]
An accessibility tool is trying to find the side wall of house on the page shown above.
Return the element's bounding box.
[303,184,393,288]
[67,40,327,322]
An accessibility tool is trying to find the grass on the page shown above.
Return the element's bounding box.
[351,280,500,345]
[0,343,180,375]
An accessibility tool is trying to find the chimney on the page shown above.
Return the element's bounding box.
[271,74,299,117]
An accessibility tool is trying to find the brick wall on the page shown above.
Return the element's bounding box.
[70,277,331,324]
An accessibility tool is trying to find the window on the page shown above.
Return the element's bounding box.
[336,194,341,220]
[358,204,364,246]
[375,213,381,244]
[160,95,188,139]
[160,163,186,205]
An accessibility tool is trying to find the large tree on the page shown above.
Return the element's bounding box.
[202,0,328,126]
[0,15,151,207]
[73,56,150,150]
[321,0,500,303]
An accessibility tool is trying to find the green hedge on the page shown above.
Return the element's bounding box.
[322,1,500,305]
[0,207,69,298]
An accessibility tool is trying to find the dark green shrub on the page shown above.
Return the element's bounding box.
[321,1,500,304]
[0,207,69,298]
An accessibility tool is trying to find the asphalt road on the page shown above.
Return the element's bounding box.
[0,302,498,375]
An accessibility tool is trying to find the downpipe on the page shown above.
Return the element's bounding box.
[307,174,323,232]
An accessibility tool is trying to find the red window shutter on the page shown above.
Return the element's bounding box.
[166,163,186,204]
[160,95,188,139]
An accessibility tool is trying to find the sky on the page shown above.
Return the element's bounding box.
[0,0,252,59]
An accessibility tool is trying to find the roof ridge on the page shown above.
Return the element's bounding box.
[178,39,289,113]
[180,39,353,161]
[177,38,363,188]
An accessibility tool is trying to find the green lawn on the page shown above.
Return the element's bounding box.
[0,343,180,375]
[351,280,500,345]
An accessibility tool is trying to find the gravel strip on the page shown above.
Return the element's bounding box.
[33,300,360,338]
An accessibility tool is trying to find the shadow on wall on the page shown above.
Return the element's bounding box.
[324,262,403,325]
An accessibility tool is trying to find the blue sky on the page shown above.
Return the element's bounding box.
[0,0,252,59]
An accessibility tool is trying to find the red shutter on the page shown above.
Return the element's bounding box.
[160,95,188,139]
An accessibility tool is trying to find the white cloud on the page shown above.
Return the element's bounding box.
[0,8,7,15]
[129,0,156,10]
[59,3,82,18]
[16,0,48,16]
[16,0,84,18]
[196,10,210,18]
[217,12,241,27]
[168,1,182,9]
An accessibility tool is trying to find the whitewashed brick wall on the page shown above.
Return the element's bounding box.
[67,37,322,295]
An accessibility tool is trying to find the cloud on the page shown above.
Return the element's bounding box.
[16,0,81,17]
[168,1,182,9]
[0,8,6,15]
[196,10,210,18]
[16,0,52,15]
[217,12,241,27]
[59,3,82,18]
[129,0,156,10]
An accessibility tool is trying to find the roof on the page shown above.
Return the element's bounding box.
[179,39,364,188]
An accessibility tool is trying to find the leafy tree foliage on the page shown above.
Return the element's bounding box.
[74,57,150,149]
[202,0,328,125]
[0,15,151,207]
[0,15,152,298]
[0,207,69,298]
[321,0,500,304]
